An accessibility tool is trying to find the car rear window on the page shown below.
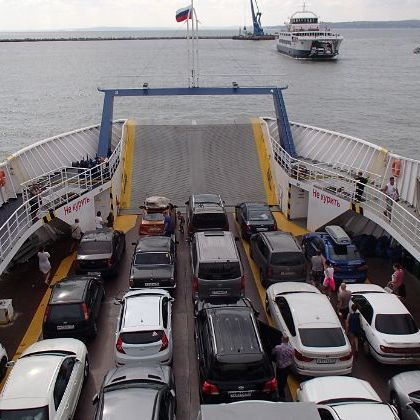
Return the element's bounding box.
[135,252,171,265]
[299,328,346,347]
[143,213,164,221]
[248,210,273,221]
[328,244,361,261]
[192,213,227,229]
[198,262,241,280]
[212,359,271,381]
[79,240,111,255]
[48,304,83,322]
[0,406,49,419]
[375,314,419,335]
[271,252,305,266]
[120,330,163,344]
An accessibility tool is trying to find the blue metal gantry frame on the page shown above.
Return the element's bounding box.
[97,86,297,158]
[250,0,264,37]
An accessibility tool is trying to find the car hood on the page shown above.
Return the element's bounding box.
[390,371,420,396]
[77,253,112,261]
[131,265,174,279]
[333,403,397,419]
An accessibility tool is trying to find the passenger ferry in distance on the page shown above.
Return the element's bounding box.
[276,4,343,59]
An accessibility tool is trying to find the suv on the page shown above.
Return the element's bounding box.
[250,231,306,287]
[302,225,367,284]
[130,236,177,291]
[185,194,229,236]
[191,231,244,300]
[195,298,282,403]
[43,274,105,339]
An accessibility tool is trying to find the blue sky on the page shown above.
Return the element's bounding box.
[0,0,419,31]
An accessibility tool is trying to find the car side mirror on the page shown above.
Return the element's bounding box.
[92,394,99,405]
[131,242,137,246]
[139,205,145,209]
[184,201,188,205]
[235,236,240,241]
[5,361,15,368]
[175,240,179,245]
[169,297,175,302]
[170,389,176,398]
[114,298,123,305]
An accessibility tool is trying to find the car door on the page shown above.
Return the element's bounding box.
[273,297,297,338]
[257,319,283,356]
[351,295,374,344]
[252,235,268,270]
[89,280,102,319]
[162,297,173,344]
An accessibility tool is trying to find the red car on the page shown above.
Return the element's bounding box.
[139,196,171,235]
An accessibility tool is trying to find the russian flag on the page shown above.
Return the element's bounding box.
[176,5,192,22]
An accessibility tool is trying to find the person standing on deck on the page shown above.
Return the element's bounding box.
[95,211,104,229]
[354,171,368,202]
[381,176,399,220]
[272,336,294,400]
[38,247,51,285]
[69,218,82,254]
[311,250,324,286]
[388,262,406,298]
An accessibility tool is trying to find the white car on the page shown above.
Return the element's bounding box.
[388,370,420,420]
[0,342,8,379]
[0,338,88,419]
[266,282,353,376]
[347,283,420,364]
[297,376,399,419]
[115,289,173,366]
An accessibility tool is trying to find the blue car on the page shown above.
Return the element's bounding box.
[302,225,368,283]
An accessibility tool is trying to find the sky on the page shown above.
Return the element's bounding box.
[0,0,419,31]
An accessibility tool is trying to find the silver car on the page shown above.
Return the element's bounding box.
[389,371,420,419]
[115,289,173,366]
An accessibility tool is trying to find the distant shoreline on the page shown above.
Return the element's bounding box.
[0,36,235,42]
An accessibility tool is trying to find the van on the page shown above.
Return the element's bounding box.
[191,231,244,300]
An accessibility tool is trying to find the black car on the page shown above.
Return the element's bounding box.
[235,202,277,239]
[185,194,229,236]
[130,236,177,290]
[75,228,126,277]
[93,365,176,420]
[195,298,282,404]
[43,274,105,339]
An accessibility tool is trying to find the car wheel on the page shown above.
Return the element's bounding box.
[83,357,90,384]
[390,392,401,417]
[0,357,7,380]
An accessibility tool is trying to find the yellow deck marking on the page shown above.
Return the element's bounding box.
[120,120,136,209]
[114,215,137,233]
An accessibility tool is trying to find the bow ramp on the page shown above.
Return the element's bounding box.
[119,120,268,213]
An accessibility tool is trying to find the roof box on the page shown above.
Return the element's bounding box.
[325,225,351,245]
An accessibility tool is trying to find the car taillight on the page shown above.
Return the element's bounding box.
[81,303,89,320]
[267,266,273,278]
[339,351,353,361]
[294,349,314,362]
[202,381,220,395]
[380,345,420,354]
[43,306,50,323]
[116,336,125,353]
[240,275,245,291]
[262,377,277,393]
[192,276,198,292]
[107,257,114,268]
[160,331,169,351]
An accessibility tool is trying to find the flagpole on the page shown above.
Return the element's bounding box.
[191,0,195,87]
[194,6,199,87]
[187,13,191,87]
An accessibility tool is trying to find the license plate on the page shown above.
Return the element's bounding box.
[57,325,75,331]
[316,358,336,364]
[211,290,228,295]
[144,282,159,286]
[229,391,253,398]
[87,271,100,276]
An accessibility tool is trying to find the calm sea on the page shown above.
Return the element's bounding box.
[0,28,419,161]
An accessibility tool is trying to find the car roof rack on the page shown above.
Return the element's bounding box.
[325,225,352,245]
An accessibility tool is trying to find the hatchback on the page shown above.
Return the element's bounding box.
[235,202,277,239]
[0,338,88,420]
[43,274,105,339]
[75,228,126,276]
[139,196,171,236]
[93,365,176,420]
[266,282,352,376]
[130,235,176,291]
[115,289,173,366]
[302,225,367,283]
[250,231,306,287]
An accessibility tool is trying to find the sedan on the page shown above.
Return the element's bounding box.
[266,282,352,376]
[0,338,88,420]
[235,202,277,239]
[389,370,420,419]
[115,289,173,366]
[75,228,126,277]
[347,283,420,364]
[93,365,176,420]
[298,376,399,419]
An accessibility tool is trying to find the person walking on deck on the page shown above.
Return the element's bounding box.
[38,247,51,285]
[272,336,294,400]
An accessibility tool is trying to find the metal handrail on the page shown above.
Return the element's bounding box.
[267,129,420,254]
[0,139,122,266]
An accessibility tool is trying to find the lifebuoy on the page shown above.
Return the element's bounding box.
[0,170,6,187]
[391,159,401,177]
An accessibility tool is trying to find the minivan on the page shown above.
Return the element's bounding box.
[191,231,244,300]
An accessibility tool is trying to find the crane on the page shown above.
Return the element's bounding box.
[250,0,264,36]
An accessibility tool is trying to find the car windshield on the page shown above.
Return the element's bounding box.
[248,209,272,221]
[48,304,83,322]
[0,406,49,419]
[198,262,241,280]
[143,213,164,221]
[212,360,271,382]
[195,195,221,204]
[299,328,346,347]
[78,240,111,255]
[192,213,226,229]
[328,244,361,262]
[271,252,305,266]
[120,330,163,344]
[375,314,419,335]
[135,252,171,265]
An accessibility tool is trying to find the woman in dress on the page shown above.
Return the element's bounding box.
[323,260,336,299]
[38,247,51,285]
[388,262,406,298]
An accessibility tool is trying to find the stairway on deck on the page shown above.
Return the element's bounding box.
[120,122,267,212]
